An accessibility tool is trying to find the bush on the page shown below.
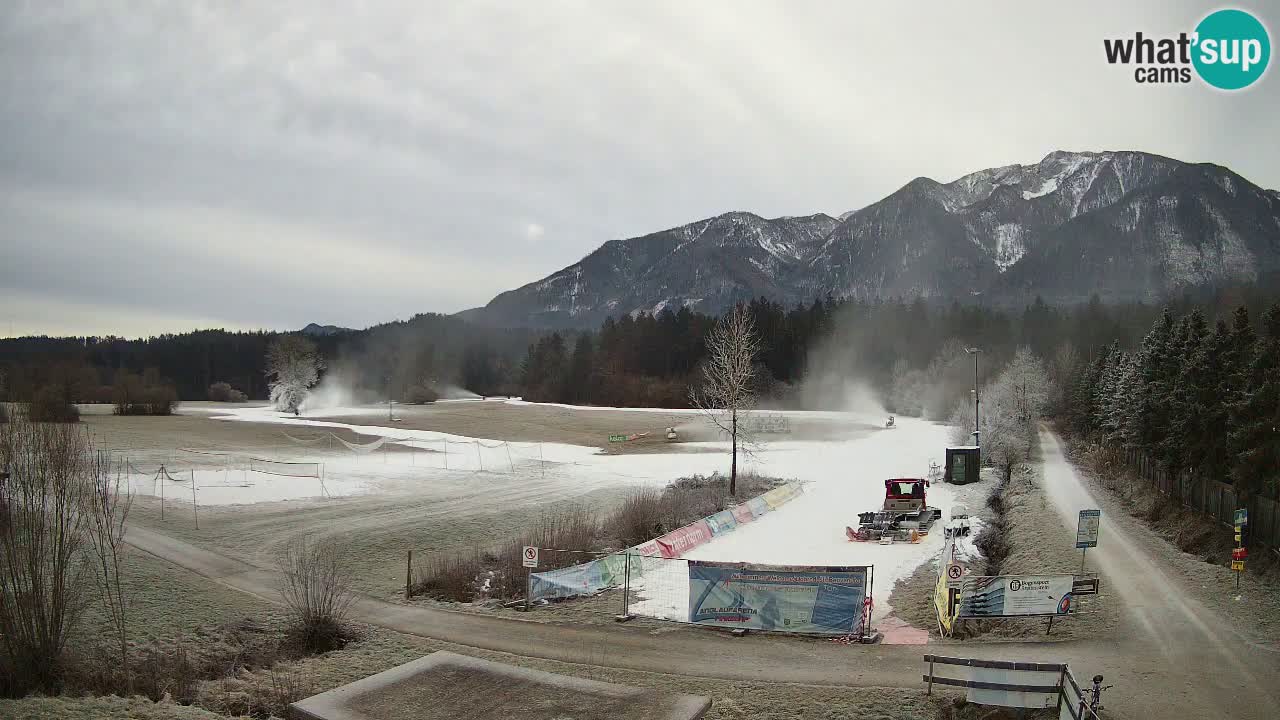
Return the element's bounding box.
[275,537,355,653]
[113,371,179,416]
[207,381,248,403]
[616,487,665,547]
[27,385,79,423]
[403,384,439,404]
[0,415,92,695]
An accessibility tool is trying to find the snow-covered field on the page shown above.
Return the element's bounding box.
[625,415,992,621]
[116,402,984,621]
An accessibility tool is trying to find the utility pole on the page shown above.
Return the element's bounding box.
[965,347,982,447]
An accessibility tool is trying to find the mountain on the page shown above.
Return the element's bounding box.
[469,151,1280,327]
[300,323,351,336]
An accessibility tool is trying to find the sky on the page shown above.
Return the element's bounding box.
[2,1,1276,338]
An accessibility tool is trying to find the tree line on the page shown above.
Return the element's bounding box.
[1063,303,1280,500]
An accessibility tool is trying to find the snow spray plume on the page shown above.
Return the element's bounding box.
[298,373,355,413]
[797,305,886,417]
[437,384,480,400]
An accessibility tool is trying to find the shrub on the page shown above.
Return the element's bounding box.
[414,553,485,602]
[0,416,91,695]
[207,382,248,403]
[403,384,439,404]
[616,487,665,546]
[113,371,179,416]
[275,537,355,653]
[27,384,80,423]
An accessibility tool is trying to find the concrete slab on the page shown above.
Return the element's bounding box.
[288,651,711,720]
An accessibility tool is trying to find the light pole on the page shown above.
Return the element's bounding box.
[965,347,982,447]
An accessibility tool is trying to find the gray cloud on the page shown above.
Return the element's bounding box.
[1,1,1276,336]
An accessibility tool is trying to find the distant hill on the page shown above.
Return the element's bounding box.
[466,150,1280,327]
[300,323,352,337]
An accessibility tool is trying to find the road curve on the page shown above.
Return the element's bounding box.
[125,430,1280,720]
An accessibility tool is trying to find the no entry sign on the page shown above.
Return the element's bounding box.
[522,545,539,568]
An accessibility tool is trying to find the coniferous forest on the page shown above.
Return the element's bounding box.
[2,286,1278,501]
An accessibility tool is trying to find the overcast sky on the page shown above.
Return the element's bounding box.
[2,1,1276,337]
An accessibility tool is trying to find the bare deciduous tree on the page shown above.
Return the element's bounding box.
[690,304,761,496]
[85,452,134,693]
[0,415,92,695]
[266,336,324,415]
[948,347,1052,482]
[276,536,355,653]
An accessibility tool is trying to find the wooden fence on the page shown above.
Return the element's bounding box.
[1123,447,1280,553]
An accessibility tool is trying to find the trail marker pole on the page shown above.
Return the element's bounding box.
[476,442,483,471]
[191,468,199,530]
[159,466,165,520]
[442,439,448,470]
[618,552,632,621]
[505,443,514,473]
[405,549,413,600]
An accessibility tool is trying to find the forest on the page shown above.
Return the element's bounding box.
[2,285,1278,504]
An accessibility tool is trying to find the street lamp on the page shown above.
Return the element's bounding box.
[965,347,982,447]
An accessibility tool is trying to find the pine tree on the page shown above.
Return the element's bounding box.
[1229,304,1280,497]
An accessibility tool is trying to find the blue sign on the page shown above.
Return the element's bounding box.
[687,561,868,635]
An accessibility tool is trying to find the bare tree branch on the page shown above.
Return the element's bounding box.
[689,304,762,495]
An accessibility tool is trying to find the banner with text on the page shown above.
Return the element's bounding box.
[958,575,1075,618]
[688,561,869,635]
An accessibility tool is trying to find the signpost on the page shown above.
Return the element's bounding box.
[1075,509,1101,573]
[522,546,539,612]
[608,434,627,443]
[1233,509,1248,590]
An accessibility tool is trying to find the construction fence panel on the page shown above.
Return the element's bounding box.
[624,553,691,623]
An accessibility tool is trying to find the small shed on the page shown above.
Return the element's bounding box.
[945,446,981,485]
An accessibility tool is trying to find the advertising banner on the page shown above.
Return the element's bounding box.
[687,561,868,634]
[958,575,1075,618]
[655,520,714,558]
[706,510,738,536]
[747,496,770,517]
[762,484,798,509]
[529,559,608,601]
[730,503,755,525]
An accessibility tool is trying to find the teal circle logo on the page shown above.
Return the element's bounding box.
[1192,9,1270,90]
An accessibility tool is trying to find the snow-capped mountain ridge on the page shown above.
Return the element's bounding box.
[469,151,1280,328]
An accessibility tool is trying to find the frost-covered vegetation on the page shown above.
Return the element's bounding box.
[1064,303,1280,500]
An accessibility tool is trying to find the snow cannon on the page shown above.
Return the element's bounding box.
[885,415,896,429]
[846,478,939,543]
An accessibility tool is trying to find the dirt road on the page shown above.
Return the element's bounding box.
[127,508,1275,719]
[1037,428,1280,717]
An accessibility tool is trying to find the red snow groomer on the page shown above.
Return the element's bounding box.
[846,478,939,544]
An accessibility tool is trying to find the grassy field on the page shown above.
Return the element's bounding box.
[72,548,273,647]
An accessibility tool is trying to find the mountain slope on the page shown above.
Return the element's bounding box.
[469,151,1280,327]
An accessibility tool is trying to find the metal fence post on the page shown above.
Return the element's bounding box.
[619,552,632,620]
[405,549,413,600]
